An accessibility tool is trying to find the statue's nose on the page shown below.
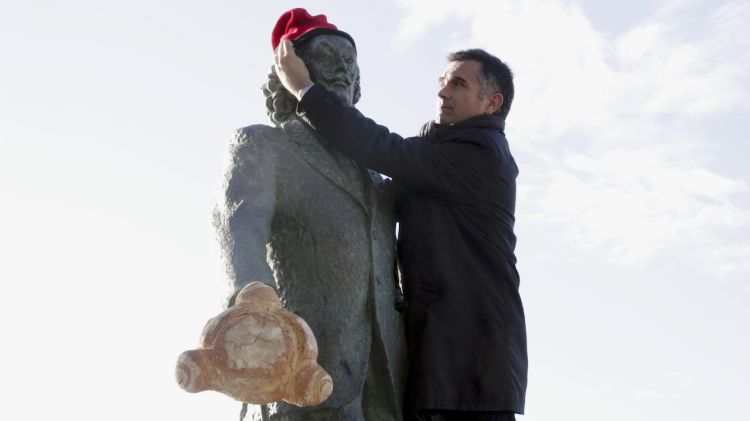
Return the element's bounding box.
[323,53,349,78]
[334,54,347,70]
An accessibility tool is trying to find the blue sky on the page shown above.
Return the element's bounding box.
[1,1,748,420]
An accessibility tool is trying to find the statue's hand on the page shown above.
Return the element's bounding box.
[176,282,333,407]
[274,39,312,99]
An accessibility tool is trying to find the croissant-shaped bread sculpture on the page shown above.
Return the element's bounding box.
[176,282,333,406]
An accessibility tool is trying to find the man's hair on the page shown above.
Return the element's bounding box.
[262,41,361,126]
[448,49,514,119]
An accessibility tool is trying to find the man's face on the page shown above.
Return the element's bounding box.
[301,35,359,106]
[436,59,495,124]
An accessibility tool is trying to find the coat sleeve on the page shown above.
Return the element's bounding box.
[297,85,495,203]
[214,126,278,307]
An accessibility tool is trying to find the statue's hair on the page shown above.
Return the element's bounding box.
[262,41,361,126]
[262,68,299,126]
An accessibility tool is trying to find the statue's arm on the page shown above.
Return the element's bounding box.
[214,126,279,308]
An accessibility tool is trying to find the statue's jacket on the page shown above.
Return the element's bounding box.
[297,85,528,414]
[215,118,406,416]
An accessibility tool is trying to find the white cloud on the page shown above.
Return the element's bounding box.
[394,0,750,273]
[395,0,473,43]
[706,243,750,278]
[635,388,685,400]
[611,2,749,118]
[634,369,696,401]
[536,148,748,264]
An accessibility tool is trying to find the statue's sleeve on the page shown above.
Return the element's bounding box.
[214,126,278,308]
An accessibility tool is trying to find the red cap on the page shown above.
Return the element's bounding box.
[271,8,355,51]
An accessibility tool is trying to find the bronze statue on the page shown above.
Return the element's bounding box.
[213,9,406,421]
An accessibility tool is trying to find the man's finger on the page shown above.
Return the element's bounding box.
[280,39,290,56]
[276,40,290,67]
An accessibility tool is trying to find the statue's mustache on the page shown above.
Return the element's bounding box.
[321,76,352,88]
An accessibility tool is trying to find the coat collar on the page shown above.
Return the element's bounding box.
[419,113,505,143]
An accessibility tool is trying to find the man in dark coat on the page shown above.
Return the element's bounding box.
[275,42,528,421]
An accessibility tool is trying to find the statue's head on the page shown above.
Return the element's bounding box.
[264,8,361,126]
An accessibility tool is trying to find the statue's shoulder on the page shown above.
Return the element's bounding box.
[227,124,287,158]
[233,124,284,147]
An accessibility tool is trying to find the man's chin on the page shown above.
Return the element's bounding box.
[436,114,454,125]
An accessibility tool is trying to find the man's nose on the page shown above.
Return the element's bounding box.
[438,84,450,100]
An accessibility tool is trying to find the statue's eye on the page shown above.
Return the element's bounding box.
[315,51,333,62]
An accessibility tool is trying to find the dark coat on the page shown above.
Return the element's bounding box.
[298,85,527,414]
[214,119,406,418]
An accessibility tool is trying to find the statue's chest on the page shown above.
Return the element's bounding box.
[274,145,371,230]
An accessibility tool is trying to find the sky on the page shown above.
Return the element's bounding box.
[0,0,748,420]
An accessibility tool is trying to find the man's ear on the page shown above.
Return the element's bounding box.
[485,92,504,114]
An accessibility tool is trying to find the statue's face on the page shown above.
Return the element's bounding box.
[300,35,359,106]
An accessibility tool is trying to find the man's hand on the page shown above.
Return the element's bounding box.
[274,39,312,100]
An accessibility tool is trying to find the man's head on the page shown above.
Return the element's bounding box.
[264,8,360,125]
[436,49,514,125]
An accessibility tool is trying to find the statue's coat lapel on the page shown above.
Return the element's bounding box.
[282,120,370,215]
